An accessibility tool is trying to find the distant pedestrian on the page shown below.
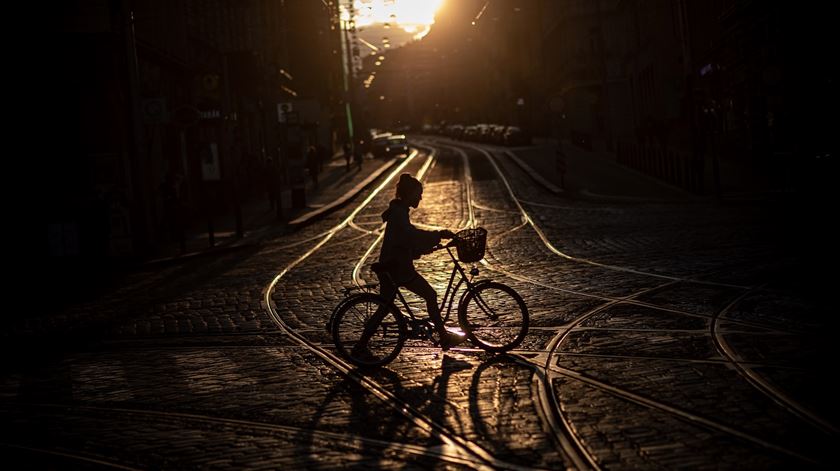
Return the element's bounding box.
[343,142,352,172]
[316,143,328,174]
[355,139,365,170]
[306,145,319,189]
[354,147,363,170]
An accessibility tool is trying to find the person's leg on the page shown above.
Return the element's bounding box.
[403,275,465,349]
[402,275,445,336]
[356,277,397,348]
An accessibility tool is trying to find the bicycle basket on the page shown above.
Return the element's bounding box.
[454,227,487,263]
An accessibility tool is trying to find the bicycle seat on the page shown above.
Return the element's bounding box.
[371,261,396,274]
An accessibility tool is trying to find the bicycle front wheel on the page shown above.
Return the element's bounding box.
[332,293,406,367]
[459,282,528,352]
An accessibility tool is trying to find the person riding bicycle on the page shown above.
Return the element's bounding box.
[356,173,467,355]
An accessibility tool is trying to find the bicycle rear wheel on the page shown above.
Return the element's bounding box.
[332,293,406,367]
[459,282,528,352]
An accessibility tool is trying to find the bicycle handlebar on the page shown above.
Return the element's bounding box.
[431,239,457,251]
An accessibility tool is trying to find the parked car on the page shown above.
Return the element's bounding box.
[383,134,409,157]
[371,130,392,141]
[374,134,409,158]
[503,126,531,146]
[463,125,480,141]
[489,124,507,144]
[444,124,464,139]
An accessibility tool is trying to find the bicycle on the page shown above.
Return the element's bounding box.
[327,227,529,367]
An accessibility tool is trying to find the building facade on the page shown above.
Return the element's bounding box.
[48,0,340,266]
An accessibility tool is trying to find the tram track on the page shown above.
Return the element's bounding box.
[529,277,820,464]
[462,140,752,290]
[711,286,838,436]
[14,136,825,469]
[449,141,834,452]
[432,141,599,469]
[423,139,829,467]
[427,139,772,468]
[265,137,828,468]
[0,401,476,468]
[264,147,539,470]
[422,140,799,334]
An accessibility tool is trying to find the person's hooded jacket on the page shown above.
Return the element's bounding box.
[378,199,441,284]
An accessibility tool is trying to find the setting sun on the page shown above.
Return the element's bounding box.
[344,0,445,40]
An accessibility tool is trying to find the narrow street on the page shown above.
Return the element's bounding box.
[4,140,833,469]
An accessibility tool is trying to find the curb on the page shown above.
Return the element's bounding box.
[557,140,701,201]
[136,156,406,269]
[509,141,699,204]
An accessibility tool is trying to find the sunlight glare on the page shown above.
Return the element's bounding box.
[346,0,445,40]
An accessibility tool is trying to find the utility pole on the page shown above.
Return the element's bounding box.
[595,0,613,152]
[340,0,355,151]
[118,0,150,255]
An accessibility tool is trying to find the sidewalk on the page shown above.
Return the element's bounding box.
[506,138,800,203]
[508,138,699,203]
[38,152,402,316]
[145,152,398,266]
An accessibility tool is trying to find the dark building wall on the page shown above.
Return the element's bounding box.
[45,0,341,265]
[48,1,143,259]
[535,0,830,194]
[608,0,699,189]
[539,0,626,150]
[680,0,835,193]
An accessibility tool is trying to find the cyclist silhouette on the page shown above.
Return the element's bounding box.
[355,174,466,357]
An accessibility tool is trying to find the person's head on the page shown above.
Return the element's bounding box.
[396,173,423,208]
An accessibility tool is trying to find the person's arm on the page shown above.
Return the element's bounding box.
[414,229,455,256]
[390,211,441,254]
[410,224,441,253]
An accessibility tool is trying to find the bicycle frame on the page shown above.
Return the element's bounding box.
[392,246,483,325]
[331,233,527,366]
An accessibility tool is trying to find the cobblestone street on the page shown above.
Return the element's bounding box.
[4,142,834,469]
